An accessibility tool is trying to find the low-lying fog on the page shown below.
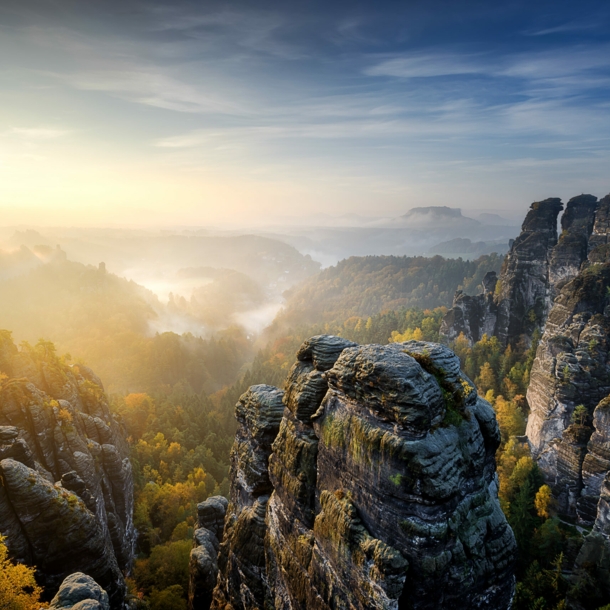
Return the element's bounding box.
[0,205,519,345]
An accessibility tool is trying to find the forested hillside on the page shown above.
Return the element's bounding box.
[272,253,502,329]
[0,252,252,395]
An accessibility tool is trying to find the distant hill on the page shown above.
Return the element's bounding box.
[397,206,481,228]
[269,253,503,331]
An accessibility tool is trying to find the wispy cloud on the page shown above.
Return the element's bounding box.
[364,54,486,78]
[525,21,599,36]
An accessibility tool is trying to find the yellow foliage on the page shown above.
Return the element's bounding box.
[535,484,553,519]
[493,395,526,444]
[476,361,496,395]
[124,393,152,410]
[496,438,530,514]
[57,408,73,424]
[0,537,47,609]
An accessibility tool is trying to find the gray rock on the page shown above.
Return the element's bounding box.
[296,334,357,371]
[526,264,610,520]
[49,572,110,610]
[197,495,228,538]
[207,337,516,610]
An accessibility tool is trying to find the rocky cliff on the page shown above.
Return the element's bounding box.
[440,195,605,347]
[525,261,610,522]
[193,335,516,609]
[0,331,134,607]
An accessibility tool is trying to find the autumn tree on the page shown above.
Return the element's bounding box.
[535,485,553,519]
[0,537,47,610]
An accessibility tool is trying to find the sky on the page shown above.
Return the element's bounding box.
[1,0,610,227]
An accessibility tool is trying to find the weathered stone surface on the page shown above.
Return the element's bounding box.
[0,334,133,608]
[589,194,610,258]
[549,194,598,287]
[188,495,228,610]
[210,385,284,610]
[526,264,610,519]
[441,198,563,347]
[579,397,610,523]
[49,573,110,610]
[295,334,357,371]
[439,272,498,345]
[494,198,563,346]
[197,495,228,537]
[207,337,516,610]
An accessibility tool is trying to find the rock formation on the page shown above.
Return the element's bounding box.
[549,194,598,288]
[439,192,610,526]
[440,196,608,347]
[525,262,610,521]
[493,197,563,346]
[189,496,228,610]
[439,271,498,343]
[0,332,134,607]
[49,573,110,610]
[195,335,516,610]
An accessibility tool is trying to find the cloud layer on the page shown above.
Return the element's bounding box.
[0,0,609,224]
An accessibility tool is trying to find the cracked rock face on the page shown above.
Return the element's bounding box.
[440,197,564,347]
[0,333,133,608]
[189,496,228,610]
[525,264,610,521]
[204,336,516,610]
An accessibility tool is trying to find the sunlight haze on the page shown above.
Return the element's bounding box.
[2,0,610,226]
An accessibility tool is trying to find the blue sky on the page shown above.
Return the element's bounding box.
[1,0,609,225]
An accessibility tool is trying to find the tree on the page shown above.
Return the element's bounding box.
[476,362,497,395]
[571,405,589,427]
[494,395,526,444]
[535,485,553,519]
[0,537,47,610]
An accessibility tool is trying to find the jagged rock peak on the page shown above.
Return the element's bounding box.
[493,197,563,346]
[0,331,133,608]
[440,196,565,347]
[549,194,598,286]
[204,337,516,610]
[520,197,564,233]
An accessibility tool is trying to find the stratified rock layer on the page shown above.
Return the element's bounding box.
[189,496,228,610]
[0,333,133,607]
[211,384,285,609]
[207,336,516,610]
[526,264,610,520]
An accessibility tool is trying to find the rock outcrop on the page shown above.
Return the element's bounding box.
[211,384,285,609]
[525,263,610,521]
[493,198,563,346]
[549,194,598,288]
[440,197,564,346]
[0,332,133,607]
[189,496,228,610]
[439,271,498,343]
[199,336,516,609]
[49,573,110,610]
